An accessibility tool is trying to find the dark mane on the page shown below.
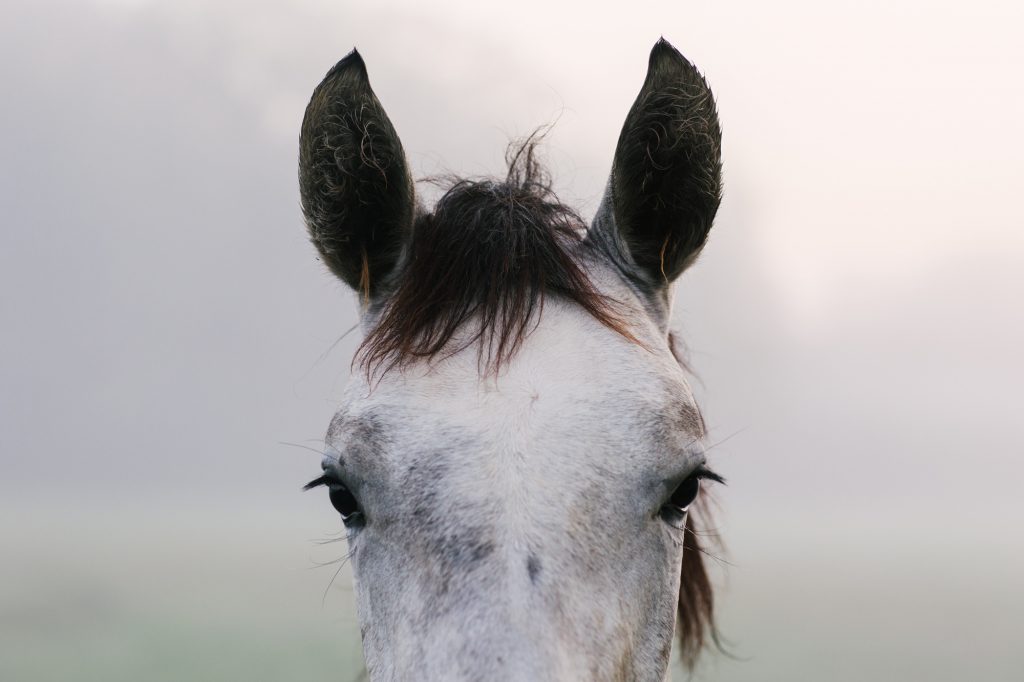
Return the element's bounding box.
[357,135,632,375]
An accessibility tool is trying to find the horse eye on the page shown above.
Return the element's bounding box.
[305,474,363,525]
[328,485,362,523]
[659,466,722,528]
[666,476,701,513]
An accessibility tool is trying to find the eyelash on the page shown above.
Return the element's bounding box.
[691,466,725,486]
[303,474,333,491]
[303,469,724,491]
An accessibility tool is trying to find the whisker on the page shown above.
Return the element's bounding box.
[312,535,349,546]
[294,323,361,387]
[322,550,356,605]
[310,551,353,569]
[704,427,747,452]
[279,441,326,457]
[688,544,735,568]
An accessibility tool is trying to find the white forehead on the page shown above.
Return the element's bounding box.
[330,283,704,470]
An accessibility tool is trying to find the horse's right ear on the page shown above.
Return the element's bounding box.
[299,50,414,300]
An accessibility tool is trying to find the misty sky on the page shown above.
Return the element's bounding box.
[2,2,1023,680]
[1,0,1022,537]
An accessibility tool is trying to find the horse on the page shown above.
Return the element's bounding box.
[297,38,724,681]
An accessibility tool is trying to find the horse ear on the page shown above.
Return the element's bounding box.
[299,50,414,300]
[590,39,722,292]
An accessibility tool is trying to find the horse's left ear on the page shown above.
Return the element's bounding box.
[299,50,414,300]
[589,39,722,302]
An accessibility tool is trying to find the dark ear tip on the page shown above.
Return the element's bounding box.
[651,37,682,59]
[648,37,694,75]
[324,47,369,83]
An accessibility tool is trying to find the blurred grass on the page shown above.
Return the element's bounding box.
[0,508,365,682]
[1,617,353,682]
[2,508,1021,681]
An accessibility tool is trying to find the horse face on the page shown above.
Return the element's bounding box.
[299,39,722,681]
[324,287,706,680]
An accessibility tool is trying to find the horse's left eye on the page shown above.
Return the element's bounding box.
[660,466,723,526]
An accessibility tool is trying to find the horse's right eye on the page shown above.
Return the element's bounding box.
[328,485,361,522]
[304,474,364,526]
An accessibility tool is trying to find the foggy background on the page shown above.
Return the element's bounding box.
[1,0,1021,680]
